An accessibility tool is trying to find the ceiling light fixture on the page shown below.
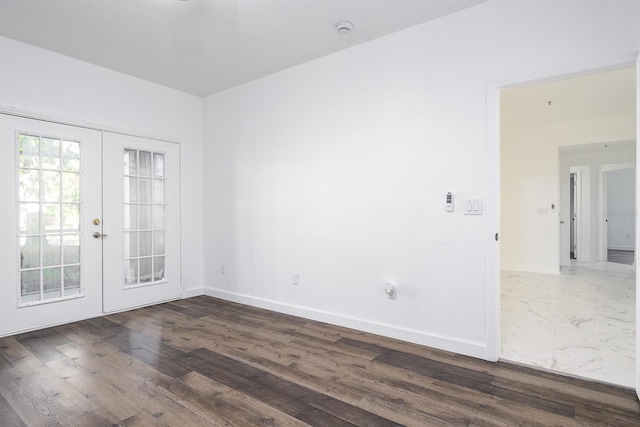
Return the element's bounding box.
[336,21,353,34]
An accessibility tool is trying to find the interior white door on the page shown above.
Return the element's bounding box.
[102,132,181,313]
[0,114,103,336]
[633,55,640,399]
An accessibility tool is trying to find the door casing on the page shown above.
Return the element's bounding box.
[486,53,639,398]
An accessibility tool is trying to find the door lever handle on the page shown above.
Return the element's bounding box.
[93,232,108,238]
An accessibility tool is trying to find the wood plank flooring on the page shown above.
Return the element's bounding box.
[608,249,635,265]
[0,296,638,426]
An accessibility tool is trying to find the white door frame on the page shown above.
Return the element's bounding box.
[485,53,638,371]
[635,54,639,399]
[570,171,578,261]
[569,168,583,261]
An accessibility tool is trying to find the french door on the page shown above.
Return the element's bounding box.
[0,115,181,336]
[102,132,181,313]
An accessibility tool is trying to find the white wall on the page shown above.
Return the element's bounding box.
[202,0,640,359]
[502,116,636,273]
[607,167,636,250]
[0,36,205,298]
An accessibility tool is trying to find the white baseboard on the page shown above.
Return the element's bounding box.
[202,287,492,361]
[184,287,205,298]
[501,264,560,275]
[0,312,103,339]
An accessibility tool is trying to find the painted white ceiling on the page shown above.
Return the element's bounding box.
[0,0,486,97]
[501,67,637,129]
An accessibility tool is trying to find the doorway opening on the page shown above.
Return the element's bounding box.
[604,166,636,265]
[499,66,637,387]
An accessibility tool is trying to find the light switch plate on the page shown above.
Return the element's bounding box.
[464,199,484,215]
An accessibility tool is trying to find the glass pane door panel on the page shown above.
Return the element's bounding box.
[20,236,40,269]
[63,235,80,264]
[19,169,40,201]
[64,265,81,295]
[42,171,61,202]
[62,173,80,202]
[16,132,84,306]
[43,267,62,298]
[19,203,40,234]
[122,148,167,287]
[43,235,61,266]
[20,270,41,303]
[139,151,152,176]
[41,138,61,169]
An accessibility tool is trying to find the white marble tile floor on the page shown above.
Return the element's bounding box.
[501,261,636,388]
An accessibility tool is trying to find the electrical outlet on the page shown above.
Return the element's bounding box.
[221,264,225,274]
[292,273,299,285]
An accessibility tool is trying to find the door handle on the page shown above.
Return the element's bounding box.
[93,232,108,238]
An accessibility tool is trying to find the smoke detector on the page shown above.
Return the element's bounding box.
[336,21,353,34]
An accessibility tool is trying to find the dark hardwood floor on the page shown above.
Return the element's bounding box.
[608,249,635,265]
[0,296,638,426]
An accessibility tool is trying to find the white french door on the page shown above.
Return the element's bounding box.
[0,115,103,335]
[0,115,181,336]
[102,132,181,313]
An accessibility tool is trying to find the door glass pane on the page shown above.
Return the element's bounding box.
[124,232,138,258]
[139,231,152,257]
[62,140,80,171]
[123,149,167,286]
[20,236,40,268]
[153,205,165,229]
[19,169,40,201]
[139,151,152,177]
[62,172,80,202]
[19,203,40,235]
[63,235,80,264]
[124,204,137,231]
[124,149,137,175]
[43,267,62,299]
[41,138,61,169]
[140,258,152,283]
[125,260,138,286]
[153,231,165,255]
[43,235,61,266]
[139,205,152,230]
[42,171,61,202]
[153,179,164,203]
[63,266,81,296]
[19,134,39,154]
[17,132,83,305]
[41,204,60,234]
[20,270,41,303]
[124,177,137,203]
[139,178,151,203]
[153,153,164,177]
[62,204,80,232]
[154,256,165,281]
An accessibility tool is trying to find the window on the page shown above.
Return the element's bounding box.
[17,133,82,305]
[123,149,167,287]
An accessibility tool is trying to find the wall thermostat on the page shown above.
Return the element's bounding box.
[446,192,454,212]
